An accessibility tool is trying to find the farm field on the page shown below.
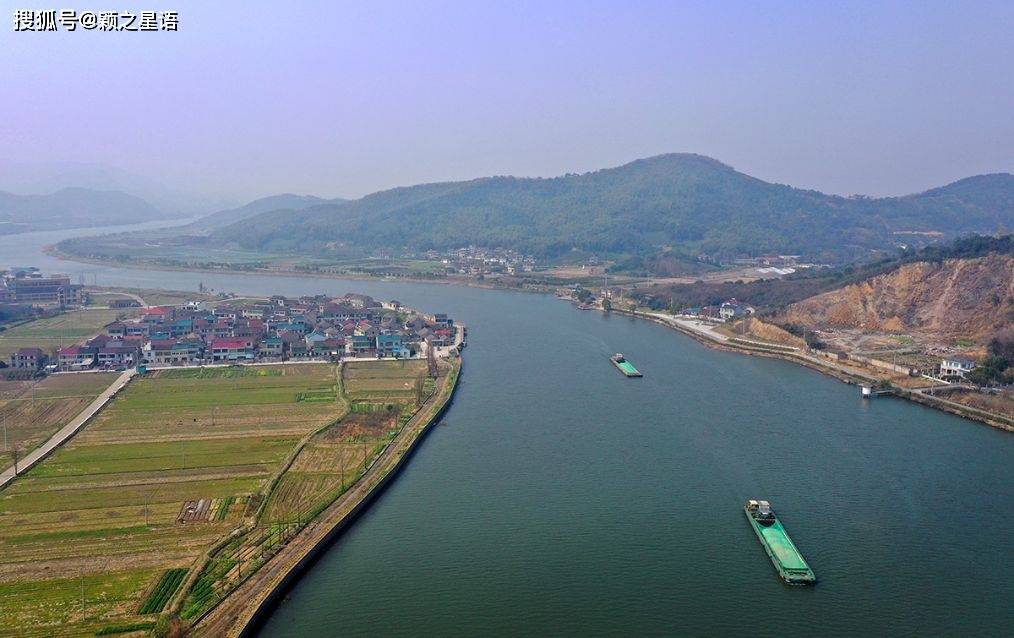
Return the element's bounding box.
[88,287,221,308]
[0,363,340,638]
[0,308,135,360]
[0,372,118,468]
[343,359,431,403]
[180,358,435,621]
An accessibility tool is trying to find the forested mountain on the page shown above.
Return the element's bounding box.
[0,187,166,234]
[193,194,338,230]
[210,154,1014,263]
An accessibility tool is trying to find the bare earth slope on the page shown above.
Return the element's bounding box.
[781,253,1014,341]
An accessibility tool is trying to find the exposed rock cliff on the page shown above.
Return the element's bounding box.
[781,253,1014,341]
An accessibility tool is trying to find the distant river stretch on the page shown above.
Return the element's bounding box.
[3,224,1013,637]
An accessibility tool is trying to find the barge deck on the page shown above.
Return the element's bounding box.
[610,353,642,377]
[744,500,816,585]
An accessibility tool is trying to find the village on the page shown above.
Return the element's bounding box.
[1,269,460,374]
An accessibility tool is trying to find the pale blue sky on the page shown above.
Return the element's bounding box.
[2,1,1012,202]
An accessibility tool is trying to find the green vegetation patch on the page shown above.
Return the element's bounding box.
[0,363,344,636]
[0,308,135,359]
[95,621,157,635]
[296,387,337,402]
[214,495,235,521]
[138,568,188,614]
[159,366,283,379]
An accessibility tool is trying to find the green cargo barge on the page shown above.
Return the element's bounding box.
[610,353,642,377]
[744,500,816,585]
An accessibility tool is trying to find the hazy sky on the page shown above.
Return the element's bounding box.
[2,0,1012,203]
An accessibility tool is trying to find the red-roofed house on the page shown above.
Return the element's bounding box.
[58,345,95,370]
[142,306,172,320]
[211,338,254,361]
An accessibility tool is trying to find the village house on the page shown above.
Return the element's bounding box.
[940,356,976,380]
[10,347,47,370]
[58,344,95,371]
[376,333,405,358]
[210,338,255,362]
[259,336,284,358]
[96,346,139,368]
[719,298,751,321]
[304,331,328,350]
[346,334,374,357]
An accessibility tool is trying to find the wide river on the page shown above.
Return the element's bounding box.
[3,225,1013,636]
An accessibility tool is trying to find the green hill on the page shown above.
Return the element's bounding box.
[209,154,1012,264]
[192,193,338,230]
[54,154,1014,272]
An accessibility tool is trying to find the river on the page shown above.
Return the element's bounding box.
[3,225,1012,637]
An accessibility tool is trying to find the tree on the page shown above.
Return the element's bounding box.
[601,298,612,312]
[966,355,1009,386]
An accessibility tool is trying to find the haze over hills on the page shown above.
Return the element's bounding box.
[192,194,342,231]
[0,187,169,234]
[209,154,1014,264]
[0,160,237,216]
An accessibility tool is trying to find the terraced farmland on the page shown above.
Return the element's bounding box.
[0,363,340,637]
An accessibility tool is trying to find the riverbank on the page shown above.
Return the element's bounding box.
[610,307,1013,432]
[189,357,461,637]
[45,245,558,295]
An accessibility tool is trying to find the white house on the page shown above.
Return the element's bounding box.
[940,356,976,379]
[719,298,751,321]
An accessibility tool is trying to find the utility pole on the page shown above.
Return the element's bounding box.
[2,413,6,452]
[144,488,157,526]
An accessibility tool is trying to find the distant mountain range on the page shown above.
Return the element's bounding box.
[205,154,1014,264]
[0,187,169,234]
[0,160,237,216]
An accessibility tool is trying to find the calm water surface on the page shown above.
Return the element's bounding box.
[3,226,1012,637]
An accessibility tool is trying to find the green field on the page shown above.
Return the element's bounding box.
[180,359,437,620]
[0,363,340,637]
[0,360,448,636]
[90,287,221,308]
[343,359,431,402]
[0,373,118,468]
[0,309,135,360]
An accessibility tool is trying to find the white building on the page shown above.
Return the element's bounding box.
[719,298,751,321]
[940,356,976,379]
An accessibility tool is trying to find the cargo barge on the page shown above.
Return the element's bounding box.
[744,500,816,585]
[610,353,642,377]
